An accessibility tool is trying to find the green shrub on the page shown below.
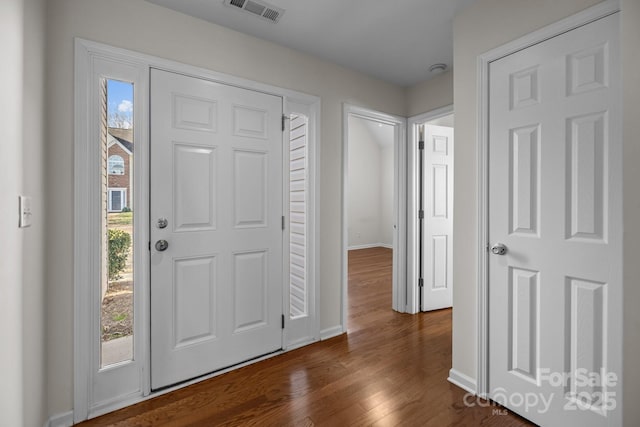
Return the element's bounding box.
[108,229,131,280]
[121,206,131,213]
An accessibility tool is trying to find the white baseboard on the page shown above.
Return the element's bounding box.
[320,325,344,340]
[448,369,477,394]
[286,336,318,351]
[45,411,73,427]
[348,243,393,250]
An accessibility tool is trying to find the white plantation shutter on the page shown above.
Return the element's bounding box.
[289,114,308,318]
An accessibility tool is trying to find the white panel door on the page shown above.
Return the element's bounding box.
[489,13,621,426]
[421,125,454,311]
[150,69,283,390]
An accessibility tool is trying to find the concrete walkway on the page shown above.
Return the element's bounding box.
[102,335,133,366]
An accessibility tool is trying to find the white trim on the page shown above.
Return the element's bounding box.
[407,105,454,314]
[475,0,620,398]
[283,98,322,349]
[74,39,150,422]
[342,104,408,328]
[45,411,73,427]
[74,38,321,422]
[347,243,393,250]
[447,369,477,395]
[320,325,344,340]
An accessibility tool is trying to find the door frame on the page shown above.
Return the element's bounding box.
[475,0,620,398]
[407,105,453,314]
[341,104,407,327]
[74,38,321,422]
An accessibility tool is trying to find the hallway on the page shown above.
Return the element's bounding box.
[79,247,531,426]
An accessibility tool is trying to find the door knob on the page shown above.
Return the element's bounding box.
[491,243,507,255]
[155,240,169,252]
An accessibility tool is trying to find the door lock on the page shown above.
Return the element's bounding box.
[155,240,169,252]
[157,218,168,229]
[491,243,507,255]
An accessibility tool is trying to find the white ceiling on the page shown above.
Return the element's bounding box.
[146,0,477,87]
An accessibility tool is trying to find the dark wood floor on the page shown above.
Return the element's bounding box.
[79,247,532,426]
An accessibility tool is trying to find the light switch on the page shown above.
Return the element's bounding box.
[19,196,32,228]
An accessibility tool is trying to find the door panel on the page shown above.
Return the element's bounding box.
[488,13,621,426]
[421,125,454,311]
[150,69,283,390]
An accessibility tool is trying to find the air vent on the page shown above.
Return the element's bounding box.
[224,0,285,23]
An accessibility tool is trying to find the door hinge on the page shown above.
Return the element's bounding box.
[418,278,424,288]
[282,215,285,230]
[282,115,287,131]
[418,210,424,220]
[281,314,285,329]
[148,241,151,251]
[418,140,425,150]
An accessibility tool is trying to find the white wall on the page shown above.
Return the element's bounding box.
[347,116,393,249]
[380,144,394,246]
[22,0,47,425]
[452,4,640,427]
[0,0,25,425]
[406,69,453,117]
[45,0,406,415]
[348,117,383,247]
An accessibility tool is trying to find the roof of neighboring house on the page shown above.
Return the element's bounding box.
[107,127,133,155]
[111,135,133,153]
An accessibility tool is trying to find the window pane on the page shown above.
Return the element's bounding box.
[101,79,134,367]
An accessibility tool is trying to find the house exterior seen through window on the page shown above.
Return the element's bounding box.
[108,155,125,175]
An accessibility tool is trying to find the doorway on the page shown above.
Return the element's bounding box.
[408,107,455,314]
[342,105,406,326]
[149,69,284,390]
[479,11,622,426]
[74,39,321,421]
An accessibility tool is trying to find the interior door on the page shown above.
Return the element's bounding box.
[488,13,621,426]
[150,69,284,390]
[421,124,454,311]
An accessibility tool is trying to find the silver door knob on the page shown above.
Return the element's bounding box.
[491,243,507,255]
[155,240,169,252]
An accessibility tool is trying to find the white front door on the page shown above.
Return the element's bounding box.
[488,13,621,426]
[421,124,454,311]
[150,69,284,389]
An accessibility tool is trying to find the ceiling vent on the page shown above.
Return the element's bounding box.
[224,0,285,23]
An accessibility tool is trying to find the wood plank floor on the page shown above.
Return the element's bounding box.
[79,247,533,426]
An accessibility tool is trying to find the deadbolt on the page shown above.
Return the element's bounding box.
[157,218,168,229]
[155,240,169,252]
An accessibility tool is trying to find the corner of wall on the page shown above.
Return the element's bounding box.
[406,70,454,118]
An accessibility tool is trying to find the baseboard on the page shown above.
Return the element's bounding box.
[45,411,73,427]
[448,369,477,394]
[286,336,318,351]
[348,243,392,250]
[320,325,344,340]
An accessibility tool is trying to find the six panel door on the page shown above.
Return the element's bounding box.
[488,13,622,426]
[150,69,284,389]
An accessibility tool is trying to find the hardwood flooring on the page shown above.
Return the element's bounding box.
[78,247,532,426]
